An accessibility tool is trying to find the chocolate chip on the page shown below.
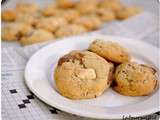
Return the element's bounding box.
[16,33,23,40]
[58,52,84,66]
[128,79,133,82]
[111,80,118,87]
[151,68,157,74]
[58,54,72,66]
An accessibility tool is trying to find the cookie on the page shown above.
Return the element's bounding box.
[41,5,63,17]
[74,15,102,31]
[16,13,42,26]
[20,29,54,46]
[113,62,157,96]
[96,8,115,22]
[116,6,142,20]
[54,50,111,99]
[57,0,76,8]
[55,24,87,38]
[36,17,68,33]
[59,9,80,22]
[88,39,131,63]
[16,3,38,14]
[2,10,16,22]
[108,62,115,85]
[99,0,123,12]
[76,0,98,14]
[2,22,33,41]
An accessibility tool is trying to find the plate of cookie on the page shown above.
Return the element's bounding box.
[25,34,159,119]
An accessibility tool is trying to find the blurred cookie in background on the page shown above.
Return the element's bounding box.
[116,6,142,20]
[55,24,87,38]
[95,8,116,22]
[99,0,123,12]
[20,29,54,46]
[16,3,39,14]
[36,17,68,33]
[74,15,102,31]
[76,0,98,15]
[2,9,16,22]
[2,22,33,41]
[57,0,76,8]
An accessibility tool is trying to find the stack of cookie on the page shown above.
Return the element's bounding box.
[2,0,142,46]
[54,39,157,99]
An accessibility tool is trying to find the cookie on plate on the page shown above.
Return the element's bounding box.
[20,29,54,46]
[2,9,16,22]
[55,24,87,38]
[16,3,38,14]
[88,39,131,63]
[74,15,102,31]
[36,17,68,33]
[116,6,142,20]
[113,62,157,96]
[54,50,111,99]
[108,62,115,85]
[2,22,33,41]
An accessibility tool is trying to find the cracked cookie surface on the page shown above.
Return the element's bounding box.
[88,39,131,63]
[54,50,111,99]
[113,62,157,96]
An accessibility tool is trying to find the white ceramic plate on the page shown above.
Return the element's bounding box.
[25,35,160,119]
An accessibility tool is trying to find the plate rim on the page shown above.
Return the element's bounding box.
[24,34,159,119]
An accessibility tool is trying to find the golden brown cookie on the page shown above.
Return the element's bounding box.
[59,9,80,22]
[16,13,42,26]
[88,39,131,63]
[36,17,68,33]
[54,50,111,99]
[2,22,33,41]
[41,5,63,17]
[20,29,54,46]
[74,15,102,31]
[116,6,142,20]
[16,3,38,14]
[96,8,116,22]
[2,9,16,22]
[76,0,98,14]
[57,0,76,8]
[108,62,115,85]
[55,24,87,38]
[99,0,123,12]
[113,62,157,96]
